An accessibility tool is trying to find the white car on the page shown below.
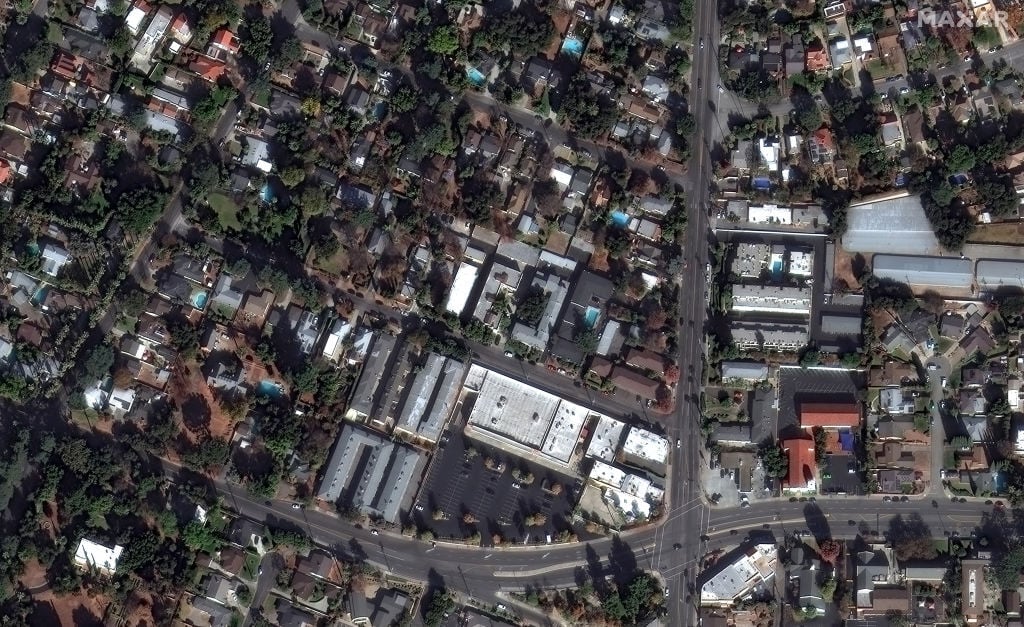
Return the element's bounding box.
[504,351,514,358]
[676,439,681,449]
[370,529,380,536]
[496,603,507,611]
[291,503,301,510]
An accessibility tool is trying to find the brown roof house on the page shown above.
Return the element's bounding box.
[610,366,661,401]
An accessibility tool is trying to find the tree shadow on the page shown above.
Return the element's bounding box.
[803,502,831,544]
[179,393,212,434]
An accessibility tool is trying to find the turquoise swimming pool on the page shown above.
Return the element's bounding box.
[258,380,282,397]
[467,67,486,86]
[610,210,629,227]
[562,36,585,57]
[191,291,208,309]
[583,306,600,329]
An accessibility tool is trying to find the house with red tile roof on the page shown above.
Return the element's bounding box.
[208,28,240,56]
[805,45,830,72]
[0,159,12,186]
[169,13,192,43]
[800,402,860,429]
[782,436,816,491]
[189,55,227,82]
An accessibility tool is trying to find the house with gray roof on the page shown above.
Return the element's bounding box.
[394,353,465,443]
[210,274,244,312]
[191,596,234,627]
[41,244,71,277]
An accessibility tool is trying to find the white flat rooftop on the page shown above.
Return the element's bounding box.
[464,364,596,465]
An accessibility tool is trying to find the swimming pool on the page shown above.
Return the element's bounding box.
[770,259,783,277]
[31,286,48,306]
[260,183,273,203]
[562,36,585,57]
[610,210,629,227]
[583,306,600,329]
[191,291,208,309]
[466,67,486,86]
[752,177,772,190]
[258,380,282,398]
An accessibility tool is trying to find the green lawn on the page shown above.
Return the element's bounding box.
[243,551,260,580]
[209,192,242,231]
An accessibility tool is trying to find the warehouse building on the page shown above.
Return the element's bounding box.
[841,193,942,255]
[872,254,973,290]
[976,259,1024,289]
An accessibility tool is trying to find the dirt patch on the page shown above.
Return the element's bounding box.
[869,308,896,336]
[9,81,31,107]
[167,364,235,441]
[30,589,109,627]
[832,246,862,292]
[19,558,47,591]
[968,222,1024,245]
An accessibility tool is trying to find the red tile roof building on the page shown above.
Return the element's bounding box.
[800,402,860,428]
[782,437,816,490]
[209,28,240,55]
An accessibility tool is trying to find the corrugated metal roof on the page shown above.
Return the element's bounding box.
[842,194,941,254]
[872,254,973,288]
[976,259,1024,288]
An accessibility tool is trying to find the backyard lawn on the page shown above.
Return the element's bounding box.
[209,192,242,231]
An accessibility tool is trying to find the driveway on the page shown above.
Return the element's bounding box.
[924,355,951,495]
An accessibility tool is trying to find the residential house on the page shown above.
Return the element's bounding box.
[805,42,829,72]
[806,127,835,165]
[973,87,999,120]
[207,28,240,57]
[522,57,559,91]
[351,3,388,48]
[880,113,903,147]
[40,244,72,277]
[994,78,1024,111]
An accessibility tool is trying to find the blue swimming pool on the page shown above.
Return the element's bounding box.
[31,287,48,306]
[258,380,282,398]
[562,36,585,57]
[260,183,273,203]
[583,306,600,329]
[610,210,629,227]
[191,291,208,309]
[770,259,783,276]
[467,67,486,86]
[752,177,772,190]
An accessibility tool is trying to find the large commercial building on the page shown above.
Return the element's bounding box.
[730,285,811,315]
[462,364,601,468]
[700,544,779,606]
[393,353,465,443]
[317,424,426,523]
[872,254,973,290]
[621,427,670,475]
[585,414,627,463]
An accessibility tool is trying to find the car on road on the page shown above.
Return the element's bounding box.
[676,439,681,449]
[717,84,724,93]
[927,363,938,370]
[700,38,704,50]
[882,496,891,502]
[504,351,514,358]
[899,86,910,95]
[291,503,301,509]
[941,376,948,387]
[258,567,263,576]
[415,504,424,511]
[512,482,521,489]
[496,604,507,611]
[697,78,702,90]
[370,529,380,535]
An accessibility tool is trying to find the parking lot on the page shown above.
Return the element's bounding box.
[777,367,865,439]
[820,453,864,495]
[413,429,585,545]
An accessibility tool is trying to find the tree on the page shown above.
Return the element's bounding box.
[817,539,841,565]
[761,445,788,478]
[889,514,938,561]
[424,589,456,627]
[82,344,115,380]
[517,286,549,326]
[427,25,460,55]
[115,187,168,234]
[476,10,554,57]
[946,144,976,173]
[182,521,222,553]
[995,545,1024,589]
[821,577,837,602]
[242,16,273,64]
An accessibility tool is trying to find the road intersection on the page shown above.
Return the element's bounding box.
[181,3,1006,626]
